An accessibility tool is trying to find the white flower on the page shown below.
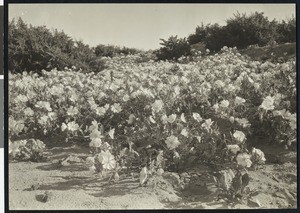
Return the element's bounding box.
[193,113,202,122]
[111,103,122,113]
[235,96,246,105]
[96,150,116,170]
[260,96,275,111]
[151,100,164,113]
[233,130,246,143]
[101,152,116,170]
[35,101,52,112]
[108,128,115,139]
[67,121,79,132]
[180,113,186,123]
[140,167,148,185]
[149,116,156,124]
[61,123,67,132]
[215,80,225,88]
[220,100,229,108]
[89,138,102,148]
[235,118,251,128]
[90,129,103,140]
[174,86,180,96]
[236,153,252,167]
[248,76,254,84]
[122,94,130,102]
[95,106,107,116]
[180,128,188,137]
[161,114,168,124]
[213,103,219,111]
[287,113,296,130]
[38,115,48,126]
[89,120,98,132]
[67,106,79,116]
[9,141,20,157]
[253,83,260,91]
[127,114,135,124]
[167,114,177,123]
[165,135,180,150]
[251,148,266,164]
[227,144,241,155]
[201,119,213,131]
[24,108,34,116]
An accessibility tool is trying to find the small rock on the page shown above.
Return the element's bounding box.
[42,191,52,203]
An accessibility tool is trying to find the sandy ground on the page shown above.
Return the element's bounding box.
[9,143,297,210]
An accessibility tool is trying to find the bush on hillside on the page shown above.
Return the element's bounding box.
[155,36,191,61]
[9,18,105,74]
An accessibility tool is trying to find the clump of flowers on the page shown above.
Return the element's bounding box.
[233,130,246,143]
[165,135,180,150]
[9,139,46,162]
[260,96,275,111]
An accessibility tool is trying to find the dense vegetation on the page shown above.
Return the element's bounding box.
[9,12,295,73]
[157,12,295,60]
[9,11,296,205]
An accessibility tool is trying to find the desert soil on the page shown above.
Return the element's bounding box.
[9,142,297,210]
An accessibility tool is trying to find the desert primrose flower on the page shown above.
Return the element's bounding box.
[38,115,48,126]
[9,141,20,157]
[233,130,246,143]
[35,101,52,112]
[127,114,135,124]
[111,103,122,113]
[96,150,116,170]
[66,121,80,132]
[165,135,180,150]
[251,148,266,164]
[161,114,168,124]
[201,119,213,131]
[89,138,102,148]
[89,129,103,140]
[260,96,275,111]
[235,118,251,128]
[234,96,246,105]
[180,113,186,123]
[67,106,79,116]
[151,100,164,113]
[229,116,235,123]
[236,152,252,168]
[167,114,177,123]
[220,100,229,108]
[180,128,188,137]
[227,144,241,155]
[193,113,202,122]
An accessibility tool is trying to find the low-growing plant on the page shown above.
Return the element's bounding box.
[9,139,46,162]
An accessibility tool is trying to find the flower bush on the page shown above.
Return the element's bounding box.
[9,48,296,178]
[9,139,46,162]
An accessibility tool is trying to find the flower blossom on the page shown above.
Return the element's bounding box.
[151,100,164,113]
[165,135,180,150]
[233,130,246,143]
[260,96,275,111]
[236,153,252,167]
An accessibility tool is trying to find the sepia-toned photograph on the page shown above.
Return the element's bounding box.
[8,3,296,210]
